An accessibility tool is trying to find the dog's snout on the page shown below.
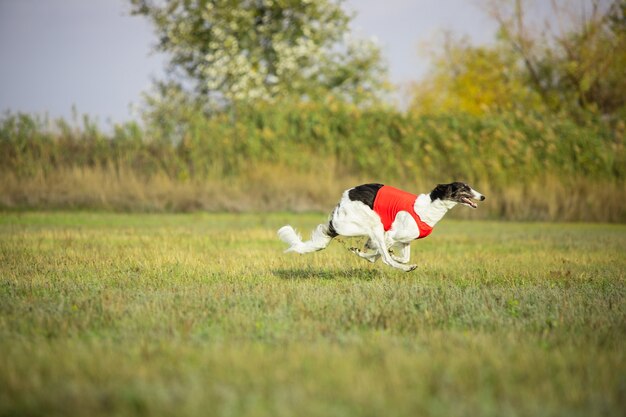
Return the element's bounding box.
[480,195,486,201]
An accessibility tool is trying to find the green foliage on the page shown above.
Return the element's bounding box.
[2,104,622,185]
[1,212,625,416]
[2,106,624,220]
[131,0,387,105]
[0,113,175,179]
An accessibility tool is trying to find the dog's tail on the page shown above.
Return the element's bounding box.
[277,223,335,254]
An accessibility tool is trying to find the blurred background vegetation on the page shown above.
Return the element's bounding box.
[1,0,624,221]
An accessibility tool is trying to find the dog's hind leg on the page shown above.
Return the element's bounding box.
[349,247,381,263]
[349,238,381,263]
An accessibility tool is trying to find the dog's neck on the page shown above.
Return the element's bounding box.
[414,194,457,227]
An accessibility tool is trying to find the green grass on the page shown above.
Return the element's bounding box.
[1,212,625,417]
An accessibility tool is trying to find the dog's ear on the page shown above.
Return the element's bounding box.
[429,183,448,201]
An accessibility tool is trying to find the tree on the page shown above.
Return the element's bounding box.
[130,0,387,105]
[409,34,544,115]
[410,0,626,119]
[486,0,626,117]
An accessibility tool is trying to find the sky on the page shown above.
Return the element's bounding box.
[0,0,499,126]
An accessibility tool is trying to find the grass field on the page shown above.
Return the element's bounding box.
[1,211,625,417]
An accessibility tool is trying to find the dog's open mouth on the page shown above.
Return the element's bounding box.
[461,197,478,209]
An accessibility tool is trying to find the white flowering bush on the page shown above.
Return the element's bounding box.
[131,0,387,105]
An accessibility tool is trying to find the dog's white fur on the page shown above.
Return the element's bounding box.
[278,184,484,272]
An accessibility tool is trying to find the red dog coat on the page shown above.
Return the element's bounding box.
[372,186,433,239]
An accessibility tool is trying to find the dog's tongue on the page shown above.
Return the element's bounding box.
[462,197,477,208]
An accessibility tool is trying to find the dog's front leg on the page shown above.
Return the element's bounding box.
[390,242,411,264]
[371,229,416,272]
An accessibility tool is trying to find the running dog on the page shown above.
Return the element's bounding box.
[277,182,485,272]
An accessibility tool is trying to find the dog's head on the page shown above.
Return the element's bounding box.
[429,182,485,209]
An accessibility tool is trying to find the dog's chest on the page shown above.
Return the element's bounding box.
[388,211,421,242]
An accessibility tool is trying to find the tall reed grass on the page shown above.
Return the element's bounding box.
[1,102,624,221]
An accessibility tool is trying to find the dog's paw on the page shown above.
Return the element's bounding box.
[405,264,417,272]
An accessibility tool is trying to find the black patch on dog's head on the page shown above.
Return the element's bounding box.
[429,182,473,202]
